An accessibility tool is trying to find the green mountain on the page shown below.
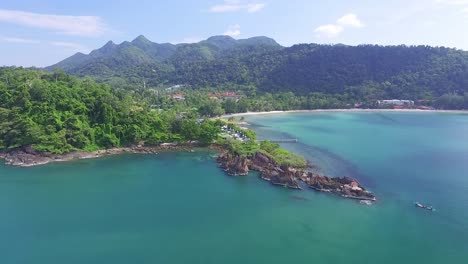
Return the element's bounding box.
[131,35,177,61]
[47,35,281,72]
[47,36,468,100]
[46,35,282,88]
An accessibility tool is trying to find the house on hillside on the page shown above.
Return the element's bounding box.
[208,91,242,101]
[223,91,241,100]
[171,94,185,101]
[166,84,184,91]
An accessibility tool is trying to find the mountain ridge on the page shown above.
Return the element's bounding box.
[47,35,283,71]
[46,35,468,100]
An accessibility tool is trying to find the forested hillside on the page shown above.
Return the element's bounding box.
[0,68,221,154]
[47,35,468,101]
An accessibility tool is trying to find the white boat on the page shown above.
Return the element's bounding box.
[415,202,425,208]
[415,202,435,211]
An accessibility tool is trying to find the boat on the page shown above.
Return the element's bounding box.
[415,202,425,208]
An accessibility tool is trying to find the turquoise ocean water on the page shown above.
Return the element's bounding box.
[1,112,467,263]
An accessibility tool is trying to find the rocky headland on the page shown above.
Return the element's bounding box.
[217,151,376,201]
[0,143,197,167]
[1,143,376,201]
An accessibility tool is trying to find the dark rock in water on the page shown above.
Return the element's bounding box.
[0,147,55,167]
[217,152,249,176]
[251,152,301,189]
[217,151,301,189]
[303,173,376,201]
[216,150,376,200]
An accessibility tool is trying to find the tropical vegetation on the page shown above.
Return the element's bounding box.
[0,67,222,154]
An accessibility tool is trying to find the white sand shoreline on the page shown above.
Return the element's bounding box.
[221,109,468,118]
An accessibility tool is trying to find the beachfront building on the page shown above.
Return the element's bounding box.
[377,99,414,107]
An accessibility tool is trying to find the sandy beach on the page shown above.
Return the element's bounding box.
[221,109,468,118]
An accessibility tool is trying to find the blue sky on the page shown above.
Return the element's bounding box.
[1,0,468,67]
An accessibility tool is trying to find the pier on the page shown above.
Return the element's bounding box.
[259,139,299,143]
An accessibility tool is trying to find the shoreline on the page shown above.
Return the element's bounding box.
[0,144,202,168]
[5,108,466,168]
[221,108,468,118]
[5,108,465,168]
[2,139,377,202]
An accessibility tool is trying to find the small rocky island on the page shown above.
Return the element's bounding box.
[217,150,376,201]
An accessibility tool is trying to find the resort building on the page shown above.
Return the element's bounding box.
[171,94,185,101]
[207,91,242,101]
[377,99,414,106]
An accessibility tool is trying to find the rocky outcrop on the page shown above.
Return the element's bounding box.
[1,143,200,167]
[1,147,61,167]
[302,173,376,200]
[217,152,250,176]
[218,151,302,189]
[252,152,302,189]
[2,144,377,201]
[267,165,302,189]
[217,150,376,200]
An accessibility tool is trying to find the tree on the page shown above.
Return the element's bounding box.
[199,121,221,144]
[198,100,225,117]
[237,98,249,113]
[181,119,200,140]
[223,99,238,114]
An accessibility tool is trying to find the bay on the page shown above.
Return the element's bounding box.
[1,112,467,263]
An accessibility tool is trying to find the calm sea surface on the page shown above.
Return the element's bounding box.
[1,112,467,263]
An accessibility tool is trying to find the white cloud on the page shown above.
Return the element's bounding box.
[224,24,241,37]
[50,41,88,51]
[435,0,468,5]
[246,3,266,13]
[210,1,266,13]
[0,36,40,44]
[0,9,107,37]
[435,0,468,17]
[314,24,344,38]
[337,13,365,28]
[315,13,364,39]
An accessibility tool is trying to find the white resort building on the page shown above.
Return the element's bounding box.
[377,100,415,106]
